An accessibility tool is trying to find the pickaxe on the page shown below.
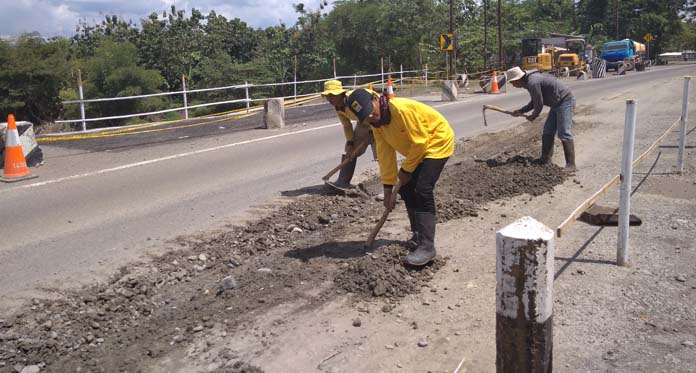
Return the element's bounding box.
[482,104,532,127]
[365,179,402,249]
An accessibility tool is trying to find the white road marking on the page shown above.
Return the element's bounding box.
[5,123,342,192]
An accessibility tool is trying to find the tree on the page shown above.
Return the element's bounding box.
[0,34,71,124]
[80,39,166,126]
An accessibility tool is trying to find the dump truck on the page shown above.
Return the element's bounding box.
[601,39,646,71]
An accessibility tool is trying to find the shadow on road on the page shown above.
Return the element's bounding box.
[285,239,400,261]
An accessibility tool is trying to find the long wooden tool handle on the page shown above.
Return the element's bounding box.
[321,140,370,181]
[366,180,402,248]
[483,104,516,116]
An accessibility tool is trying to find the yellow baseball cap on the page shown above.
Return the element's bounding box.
[321,80,348,96]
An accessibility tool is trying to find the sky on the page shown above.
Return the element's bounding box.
[0,0,330,38]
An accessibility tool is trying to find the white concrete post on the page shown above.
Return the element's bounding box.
[77,70,87,132]
[353,74,357,89]
[181,74,189,120]
[678,76,691,173]
[617,100,637,267]
[333,57,337,78]
[245,81,250,113]
[496,216,554,372]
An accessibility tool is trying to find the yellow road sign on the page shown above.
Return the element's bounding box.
[644,33,654,42]
[440,34,454,51]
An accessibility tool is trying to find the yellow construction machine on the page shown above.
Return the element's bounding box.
[557,38,586,75]
[520,38,556,72]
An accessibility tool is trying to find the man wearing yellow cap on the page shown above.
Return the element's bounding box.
[321,80,375,190]
[347,89,454,266]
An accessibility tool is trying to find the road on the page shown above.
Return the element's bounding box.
[1,64,694,309]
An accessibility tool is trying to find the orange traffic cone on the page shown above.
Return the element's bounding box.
[1,114,37,183]
[490,71,500,94]
[386,77,395,99]
[367,82,373,91]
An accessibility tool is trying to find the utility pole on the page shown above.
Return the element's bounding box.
[615,0,620,39]
[449,0,455,80]
[483,0,488,70]
[497,0,503,69]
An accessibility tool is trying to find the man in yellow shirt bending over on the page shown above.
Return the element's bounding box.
[347,89,454,266]
[321,80,376,190]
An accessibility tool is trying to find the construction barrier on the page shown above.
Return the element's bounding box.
[592,60,607,78]
[0,119,43,169]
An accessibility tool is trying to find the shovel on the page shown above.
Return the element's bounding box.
[365,179,402,249]
[322,140,370,183]
[482,104,531,126]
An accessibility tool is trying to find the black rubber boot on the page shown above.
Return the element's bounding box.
[536,135,555,165]
[562,139,577,171]
[334,154,357,189]
[402,212,436,266]
[405,208,420,250]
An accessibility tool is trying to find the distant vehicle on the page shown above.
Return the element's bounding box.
[521,37,586,75]
[601,39,646,71]
[520,38,563,72]
[557,38,586,76]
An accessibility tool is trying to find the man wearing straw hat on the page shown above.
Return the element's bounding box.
[347,88,454,266]
[506,66,577,171]
[321,80,377,190]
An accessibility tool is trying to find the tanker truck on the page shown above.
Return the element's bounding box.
[600,39,646,71]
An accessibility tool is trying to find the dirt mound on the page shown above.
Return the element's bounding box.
[0,124,570,371]
[334,244,447,299]
[437,154,567,222]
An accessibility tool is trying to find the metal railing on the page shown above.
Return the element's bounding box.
[59,64,446,132]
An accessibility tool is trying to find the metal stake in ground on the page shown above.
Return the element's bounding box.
[496,216,554,373]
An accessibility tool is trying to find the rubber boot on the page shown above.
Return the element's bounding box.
[405,208,420,250]
[402,212,436,266]
[334,154,357,189]
[536,135,555,165]
[562,140,577,171]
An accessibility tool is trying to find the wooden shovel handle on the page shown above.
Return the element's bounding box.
[366,179,402,248]
[483,104,516,116]
[321,140,370,181]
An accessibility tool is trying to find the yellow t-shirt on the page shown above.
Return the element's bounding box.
[372,98,455,185]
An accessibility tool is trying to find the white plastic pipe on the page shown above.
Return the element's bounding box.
[78,70,87,132]
[678,76,691,173]
[182,75,189,120]
[617,99,637,267]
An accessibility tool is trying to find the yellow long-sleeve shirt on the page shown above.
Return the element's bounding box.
[373,98,455,186]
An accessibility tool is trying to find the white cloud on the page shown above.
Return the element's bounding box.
[0,0,330,38]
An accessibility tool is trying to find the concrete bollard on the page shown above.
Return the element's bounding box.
[441,80,458,101]
[0,120,43,168]
[263,98,285,129]
[496,216,555,373]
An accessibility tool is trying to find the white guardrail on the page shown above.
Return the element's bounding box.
[60,63,446,132]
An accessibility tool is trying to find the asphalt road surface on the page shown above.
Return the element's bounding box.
[2,64,695,309]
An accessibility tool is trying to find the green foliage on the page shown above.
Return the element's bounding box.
[81,39,166,127]
[0,34,71,124]
[3,0,696,128]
